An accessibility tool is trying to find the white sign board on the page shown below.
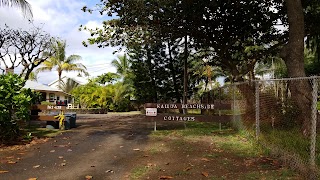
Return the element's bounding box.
[47,105,62,110]
[146,108,157,116]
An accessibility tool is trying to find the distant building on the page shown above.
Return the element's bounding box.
[48,76,88,89]
[24,80,72,104]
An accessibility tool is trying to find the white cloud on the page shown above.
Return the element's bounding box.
[0,0,119,84]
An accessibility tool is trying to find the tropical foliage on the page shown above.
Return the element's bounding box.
[71,81,131,112]
[71,81,99,109]
[1,0,319,145]
[57,78,80,93]
[0,74,40,143]
[0,0,32,19]
[80,0,320,133]
[111,55,131,79]
[70,54,134,112]
[95,72,120,85]
[81,0,282,104]
[36,40,89,82]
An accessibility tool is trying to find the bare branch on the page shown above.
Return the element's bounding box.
[0,24,55,82]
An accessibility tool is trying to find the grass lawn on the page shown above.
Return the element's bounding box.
[129,121,302,179]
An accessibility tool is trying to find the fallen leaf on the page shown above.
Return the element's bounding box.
[33,165,40,168]
[202,171,209,177]
[106,170,114,173]
[201,158,210,162]
[50,150,55,153]
[58,156,64,159]
[85,175,93,179]
[133,148,140,151]
[159,176,173,179]
[7,160,17,164]
[0,171,9,174]
[67,149,72,152]
[27,178,37,180]
[184,167,192,171]
[6,156,14,159]
[60,163,66,166]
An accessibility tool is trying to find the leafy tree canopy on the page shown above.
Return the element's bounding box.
[82,0,284,81]
[95,72,120,85]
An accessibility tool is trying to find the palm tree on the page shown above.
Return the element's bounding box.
[0,0,32,19]
[37,40,89,86]
[254,57,287,79]
[111,54,131,79]
[111,54,135,99]
[57,78,80,93]
[191,59,224,91]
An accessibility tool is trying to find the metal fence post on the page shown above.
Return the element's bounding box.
[255,81,260,140]
[233,84,236,123]
[310,77,318,168]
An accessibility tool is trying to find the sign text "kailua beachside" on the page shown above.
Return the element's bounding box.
[156,104,214,110]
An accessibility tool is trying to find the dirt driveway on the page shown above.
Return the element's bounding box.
[0,114,157,180]
[0,114,301,180]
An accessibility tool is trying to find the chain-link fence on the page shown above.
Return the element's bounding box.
[216,77,320,179]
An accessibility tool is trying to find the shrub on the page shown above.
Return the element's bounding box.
[0,74,40,143]
[278,99,300,129]
[41,101,55,105]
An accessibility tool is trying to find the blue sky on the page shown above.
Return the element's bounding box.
[0,0,119,84]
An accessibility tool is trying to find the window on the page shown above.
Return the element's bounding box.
[56,96,60,101]
[49,93,55,102]
[41,92,46,101]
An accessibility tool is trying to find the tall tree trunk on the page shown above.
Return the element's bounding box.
[58,71,62,90]
[146,47,157,103]
[168,40,181,103]
[281,0,312,136]
[183,34,188,114]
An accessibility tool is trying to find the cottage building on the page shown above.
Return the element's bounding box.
[24,80,72,104]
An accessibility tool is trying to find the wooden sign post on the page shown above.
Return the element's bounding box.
[144,102,233,130]
[31,104,67,130]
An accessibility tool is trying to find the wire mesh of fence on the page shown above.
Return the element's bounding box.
[145,76,319,178]
[218,77,320,179]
